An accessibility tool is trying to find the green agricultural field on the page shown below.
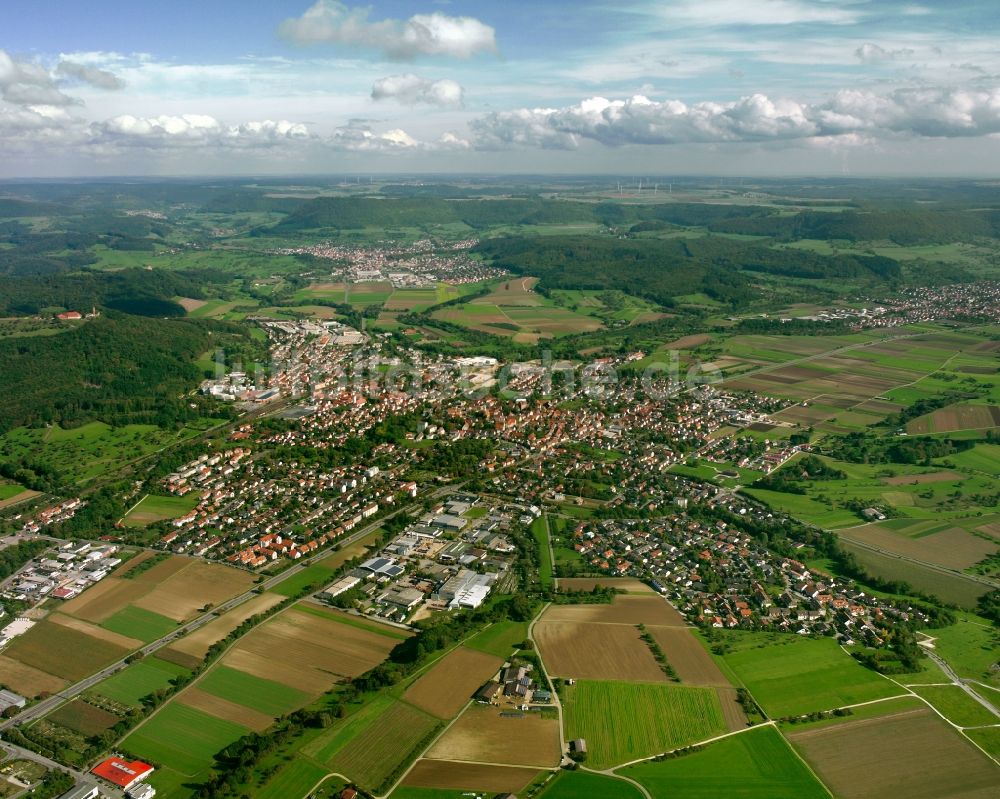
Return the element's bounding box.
[123,703,250,778]
[198,665,311,717]
[741,488,861,529]
[777,695,927,733]
[94,657,191,706]
[0,483,25,500]
[253,758,329,799]
[270,564,337,597]
[938,443,1000,473]
[531,516,554,589]
[102,605,179,642]
[965,726,1000,759]
[713,631,903,718]
[122,494,200,527]
[3,620,132,681]
[838,540,990,609]
[563,681,728,769]
[321,699,440,791]
[622,726,831,799]
[304,693,397,766]
[465,620,528,658]
[911,685,1000,727]
[927,618,1000,688]
[538,771,644,799]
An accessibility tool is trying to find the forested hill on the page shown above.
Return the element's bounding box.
[267,197,783,232]
[0,314,242,433]
[265,195,1000,246]
[708,208,1000,245]
[473,235,900,307]
[0,268,226,316]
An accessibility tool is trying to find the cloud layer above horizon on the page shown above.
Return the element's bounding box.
[2,1,1000,175]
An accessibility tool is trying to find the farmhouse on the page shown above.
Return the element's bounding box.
[91,757,154,790]
[476,682,503,704]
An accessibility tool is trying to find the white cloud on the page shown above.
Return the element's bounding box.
[437,131,470,149]
[90,114,311,149]
[855,43,915,63]
[56,60,126,90]
[326,120,470,153]
[469,86,1000,149]
[328,119,422,151]
[371,74,464,107]
[654,0,861,27]
[279,0,497,59]
[470,107,580,150]
[0,49,76,106]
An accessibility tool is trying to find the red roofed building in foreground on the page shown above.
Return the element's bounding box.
[92,756,154,789]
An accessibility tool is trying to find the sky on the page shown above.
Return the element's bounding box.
[2,0,1000,177]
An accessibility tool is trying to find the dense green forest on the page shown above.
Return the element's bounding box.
[0,268,227,315]
[708,208,1000,245]
[0,313,247,433]
[472,235,899,307]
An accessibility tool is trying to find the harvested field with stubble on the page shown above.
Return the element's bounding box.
[841,524,998,571]
[556,577,653,593]
[483,276,543,305]
[788,707,999,799]
[427,704,561,768]
[222,606,400,694]
[60,556,190,622]
[645,626,731,686]
[0,655,67,697]
[907,403,1000,434]
[402,760,542,794]
[717,687,750,730]
[535,621,667,682]
[540,595,686,626]
[882,470,965,485]
[160,591,285,662]
[404,646,503,719]
[132,560,255,621]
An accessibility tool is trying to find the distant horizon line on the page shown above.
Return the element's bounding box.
[2,172,1000,183]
